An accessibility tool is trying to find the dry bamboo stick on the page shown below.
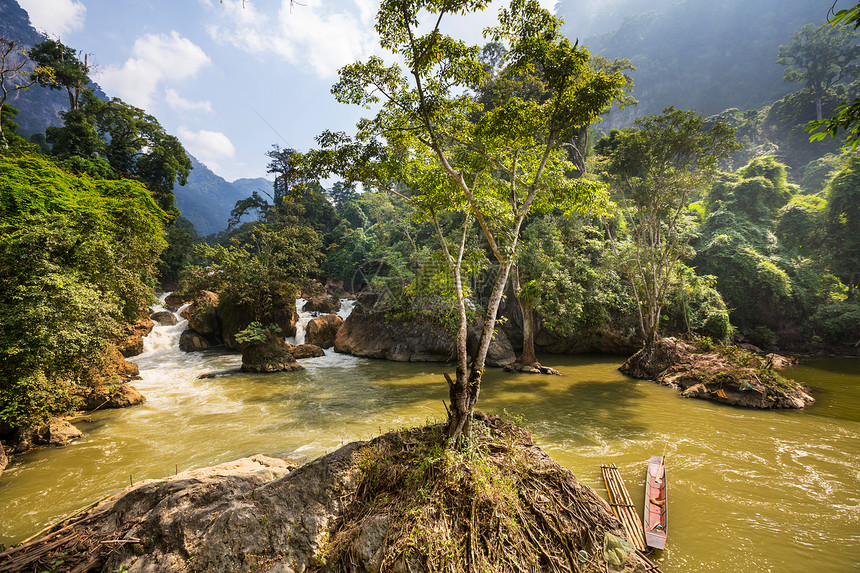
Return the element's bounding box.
[601,464,646,552]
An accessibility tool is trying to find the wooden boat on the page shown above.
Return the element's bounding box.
[644,454,667,550]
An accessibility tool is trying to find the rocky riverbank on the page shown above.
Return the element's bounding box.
[0,415,654,573]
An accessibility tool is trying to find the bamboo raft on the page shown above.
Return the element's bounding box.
[601,463,647,552]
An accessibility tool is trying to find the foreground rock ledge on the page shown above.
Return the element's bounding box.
[620,337,814,409]
[0,417,654,573]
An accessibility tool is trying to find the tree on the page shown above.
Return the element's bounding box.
[807,2,860,148]
[0,37,40,150]
[29,39,91,111]
[597,107,739,357]
[777,20,860,120]
[47,92,192,213]
[311,0,627,443]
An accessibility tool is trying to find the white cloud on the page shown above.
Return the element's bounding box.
[17,0,86,37]
[207,0,560,78]
[209,0,378,78]
[165,88,213,114]
[178,127,236,172]
[98,32,211,111]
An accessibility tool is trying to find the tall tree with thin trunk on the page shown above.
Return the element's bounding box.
[596,108,739,366]
[777,20,860,120]
[310,0,627,444]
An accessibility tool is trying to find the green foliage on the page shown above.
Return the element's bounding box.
[157,216,200,287]
[807,300,860,343]
[777,21,860,115]
[46,93,191,214]
[597,107,739,346]
[29,39,90,110]
[182,221,323,337]
[0,154,166,429]
[800,153,845,193]
[824,153,860,294]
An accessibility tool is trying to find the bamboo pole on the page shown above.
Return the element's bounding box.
[601,464,647,552]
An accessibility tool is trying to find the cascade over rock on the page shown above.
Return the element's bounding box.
[0,442,7,478]
[334,302,515,366]
[305,314,344,349]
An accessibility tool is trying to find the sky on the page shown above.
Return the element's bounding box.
[15,0,558,182]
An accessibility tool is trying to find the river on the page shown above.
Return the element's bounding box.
[0,299,858,573]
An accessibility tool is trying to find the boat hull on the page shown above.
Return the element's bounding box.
[644,454,667,550]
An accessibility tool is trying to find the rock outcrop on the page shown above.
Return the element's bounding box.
[116,317,155,358]
[0,442,7,479]
[0,419,654,573]
[620,338,814,409]
[303,294,341,314]
[335,303,515,366]
[305,314,343,349]
[286,343,325,359]
[72,384,146,411]
[163,292,188,312]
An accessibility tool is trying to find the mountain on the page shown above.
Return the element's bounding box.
[557,0,842,124]
[175,157,270,237]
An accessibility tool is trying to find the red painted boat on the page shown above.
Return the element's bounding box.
[644,454,668,550]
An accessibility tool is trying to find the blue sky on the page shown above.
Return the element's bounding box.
[15,0,557,182]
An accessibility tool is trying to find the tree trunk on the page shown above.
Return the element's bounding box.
[446,258,514,445]
[816,95,823,121]
[519,298,537,365]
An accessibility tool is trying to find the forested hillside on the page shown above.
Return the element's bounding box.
[0,0,260,236]
[558,0,843,122]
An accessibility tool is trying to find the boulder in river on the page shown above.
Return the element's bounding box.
[218,290,297,350]
[180,291,221,337]
[620,337,814,409]
[303,293,342,314]
[286,343,325,359]
[178,329,219,352]
[240,334,304,373]
[335,303,515,366]
[71,384,146,411]
[163,292,189,312]
[0,416,654,573]
[150,310,177,326]
[305,314,344,348]
[11,417,82,454]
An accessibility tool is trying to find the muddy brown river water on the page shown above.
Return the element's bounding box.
[1,300,858,572]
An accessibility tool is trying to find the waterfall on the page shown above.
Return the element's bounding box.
[287,298,354,346]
